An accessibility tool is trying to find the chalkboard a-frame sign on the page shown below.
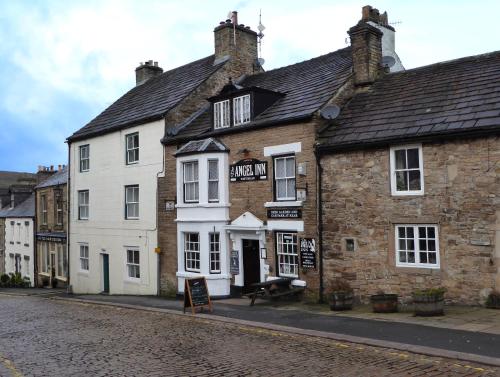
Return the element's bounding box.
[183,277,213,314]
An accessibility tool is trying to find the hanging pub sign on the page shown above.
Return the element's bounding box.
[300,238,316,269]
[267,208,302,219]
[230,250,240,275]
[230,159,268,182]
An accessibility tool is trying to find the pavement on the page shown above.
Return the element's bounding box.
[42,291,500,365]
[0,294,498,377]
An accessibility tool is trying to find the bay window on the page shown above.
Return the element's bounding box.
[208,159,219,202]
[209,233,221,273]
[183,161,199,203]
[184,233,200,272]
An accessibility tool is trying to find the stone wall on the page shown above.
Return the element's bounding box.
[321,136,500,305]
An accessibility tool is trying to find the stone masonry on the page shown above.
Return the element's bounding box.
[321,136,500,305]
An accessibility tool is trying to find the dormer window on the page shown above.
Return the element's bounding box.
[233,95,251,125]
[214,100,230,129]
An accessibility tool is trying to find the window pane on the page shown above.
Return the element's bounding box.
[209,182,219,201]
[407,227,414,238]
[428,240,436,251]
[429,253,437,264]
[395,150,406,169]
[407,240,414,250]
[407,148,420,169]
[275,159,285,178]
[398,227,405,239]
[419,239,427,251]
[427,227,435,239]
[286,179,295,199]
[419,227,426,239]
[208,161,218,180]
[399,251,407,263]
[408,170,421,190]
[396,171,408,191]
[398,239,406,250]
[420,252,428,263]
[408,252,415,263]
[276,180,286,199]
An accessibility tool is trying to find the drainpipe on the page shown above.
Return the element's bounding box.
[34,189,38,287]
[315,147,325,304]
[66,142,71,291]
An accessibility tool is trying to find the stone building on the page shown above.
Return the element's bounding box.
[157,7,403,298]
[35,166,68,288]
[66,11,267,295]
[317,49,500,305]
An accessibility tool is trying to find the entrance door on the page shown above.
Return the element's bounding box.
[102,254,110,293]
[50,253,56,285]
[14,254,21,274]
[242,239,260,293]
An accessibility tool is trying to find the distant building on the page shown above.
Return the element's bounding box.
[35,166,68,288]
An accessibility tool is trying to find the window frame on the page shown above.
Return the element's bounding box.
[40,194,48,225]
[209,232,221,274]
[183,161,199,203]
[56,244,66,278]
[184,232,200,273]
[79,244,89,272]
[55,191,63,226]
[207,159,219,203]
[40,243,49,274]
[126,248,140,280]
[233,94,251,126]
[125,132,139,165]
[79,144,90,172]
[390,144,424,196]
[125,185,140,220]
[273,155,297,202]
[78,190,89,220]
[395,224,440,269]
[275,232,299,278]
[214,99,230,129]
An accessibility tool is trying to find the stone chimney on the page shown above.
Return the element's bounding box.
[135,60,163,86]
[348,11,383,86]
[214,11,260,74]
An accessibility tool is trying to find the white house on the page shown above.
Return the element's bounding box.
[67,120,164,295]
[0,194,35,283]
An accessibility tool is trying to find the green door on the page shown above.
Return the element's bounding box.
[102,254,110,293]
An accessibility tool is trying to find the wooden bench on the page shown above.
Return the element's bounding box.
[247,278,305,306]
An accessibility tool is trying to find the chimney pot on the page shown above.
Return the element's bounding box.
[362,5,372,21]
[50,165,54,172]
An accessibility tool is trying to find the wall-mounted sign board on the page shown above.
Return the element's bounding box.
[230,250,240,275]
[230,159,268,182]
[300,238,316,269]
[267,209,302,219]
[183,277,213,314]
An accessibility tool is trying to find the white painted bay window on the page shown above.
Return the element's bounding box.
[276,232,298,278]
[214,100,230,129]
[78,190,89,220]
[79,244,89,271]
[233,94,250,125]
[126,132,139,164]
[184,233,200,272]
[396,225,439,268]
[183,161,199,203]
[79,145,90,172]
[209,233,221,273]
[208,159,219,202]
[274,155,296,201]
[125,185,139,219]
[126,249,140,279]
[390,145,424,195]
[56,244,67,278]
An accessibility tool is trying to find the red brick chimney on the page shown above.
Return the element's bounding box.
[348,6,384,86]
[214,11,260,74]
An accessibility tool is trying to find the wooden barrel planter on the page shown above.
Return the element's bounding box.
[413,289,445,316]
[370,294,398,313]
[330,291,354,311]
[486,292,500,309]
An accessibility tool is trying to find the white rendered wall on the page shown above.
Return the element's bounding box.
[69,120,164,295]
[368,21,405,72]
[4,218,34,281]
[175,152,231,297]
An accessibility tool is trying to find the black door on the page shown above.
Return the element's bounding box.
[243,239,260,293]
[102,254,110,293]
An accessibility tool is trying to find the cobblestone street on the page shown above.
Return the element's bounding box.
[0,295,498,377]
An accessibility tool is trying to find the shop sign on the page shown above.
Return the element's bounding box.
[230,250,240,275]
[267,208,302,219]
[300,238,316,269]
[36,235,66,243]
[230,159,268,182]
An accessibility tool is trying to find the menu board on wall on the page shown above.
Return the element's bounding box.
[300,238,316,269]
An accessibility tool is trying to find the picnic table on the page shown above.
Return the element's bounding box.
[247,277,305,306]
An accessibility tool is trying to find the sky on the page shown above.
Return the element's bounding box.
[0,0,498,172]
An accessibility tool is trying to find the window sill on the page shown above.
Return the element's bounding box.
[391,191,424,197]
[176,203,231,209]
[396,263,440,270]
[77,271,89,276]
[124,278,141,284]
[264,201,303,208]
[177,271,231,280]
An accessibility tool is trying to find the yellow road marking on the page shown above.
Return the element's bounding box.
[0,353,23,377]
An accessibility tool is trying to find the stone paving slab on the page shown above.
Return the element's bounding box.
[0,295,499,377]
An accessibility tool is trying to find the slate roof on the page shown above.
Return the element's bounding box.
[67,55,228,142]
[0,171,37,189]
[35,167,68,189]
[175,138,229,156]
[164,47,353,143]
[318,51,500,151]
[0,194,35,218]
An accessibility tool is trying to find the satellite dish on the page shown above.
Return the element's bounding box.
[257,58,265,66]
[320,105,340,120]
[382,55,396,68]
